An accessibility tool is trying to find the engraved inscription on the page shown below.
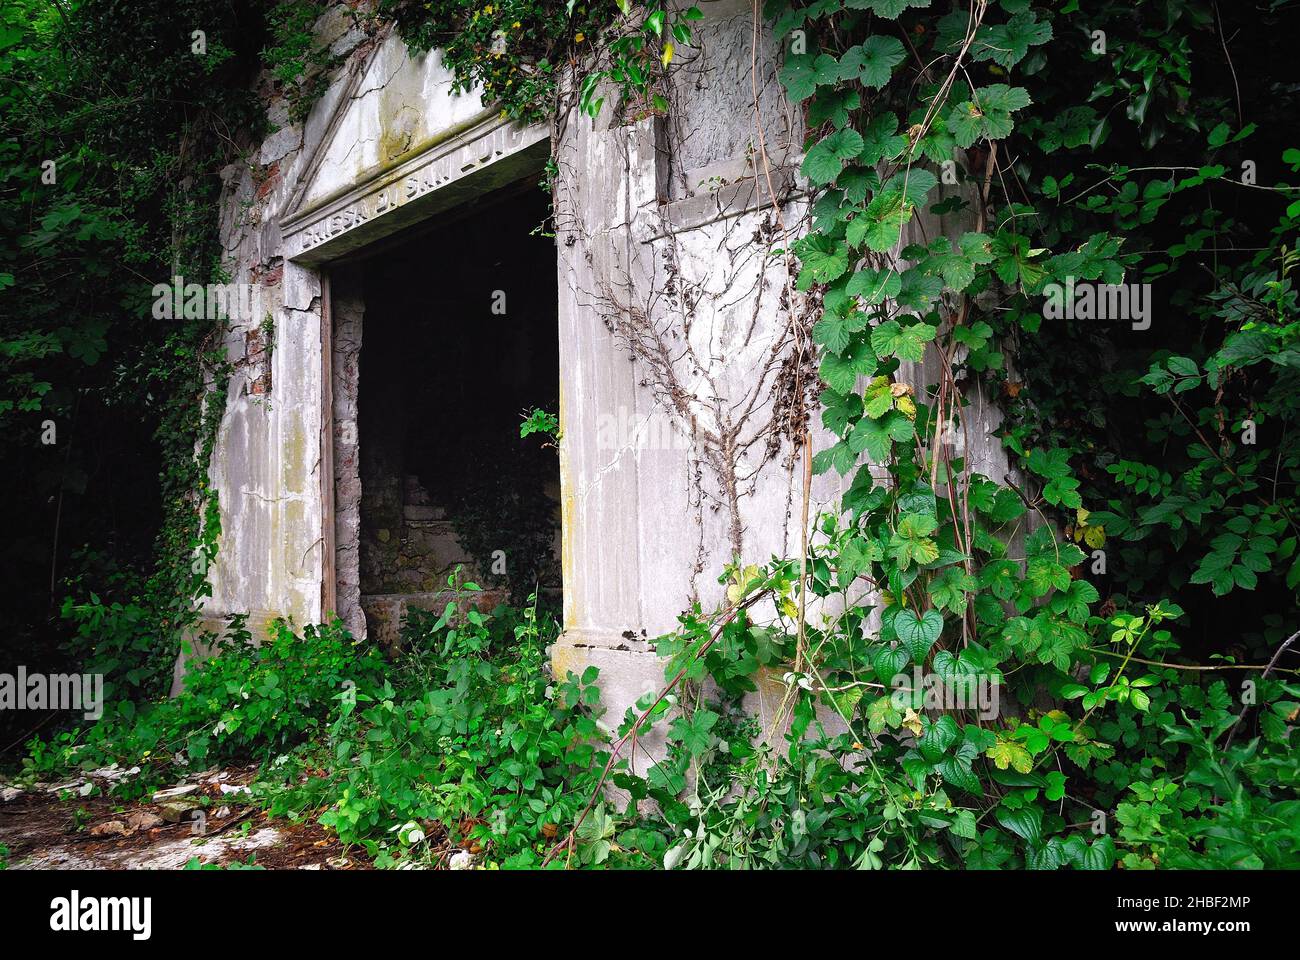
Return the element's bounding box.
[292,121,533,254]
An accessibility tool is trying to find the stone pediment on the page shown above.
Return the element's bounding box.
[280,30,548,264]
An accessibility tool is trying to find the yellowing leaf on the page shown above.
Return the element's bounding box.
[986,736,1034,774]
[902,707,924,737]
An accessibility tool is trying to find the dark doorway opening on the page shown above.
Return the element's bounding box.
[348,182,560,646]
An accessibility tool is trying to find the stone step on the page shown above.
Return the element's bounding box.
[360,588,512,650]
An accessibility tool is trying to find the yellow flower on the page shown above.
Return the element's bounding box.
[574,32,585,43]
[512,21,520,28]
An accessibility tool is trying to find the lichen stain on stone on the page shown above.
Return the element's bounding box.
[280,418,308,492]
[550,641,589,686]
[558,381,580,630]
[375,72,419,169]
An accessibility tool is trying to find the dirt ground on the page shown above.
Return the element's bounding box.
[0,768,369,870]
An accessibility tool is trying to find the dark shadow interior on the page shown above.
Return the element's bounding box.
[354,181,560,622]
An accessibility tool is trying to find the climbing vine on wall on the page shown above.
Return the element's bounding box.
[540,0,1300,870]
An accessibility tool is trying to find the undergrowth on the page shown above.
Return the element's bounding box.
[19,575,621,869]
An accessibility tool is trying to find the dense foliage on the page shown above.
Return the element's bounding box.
[0,0,269,744]
[24,589,610,867]
[562,0,1299,870]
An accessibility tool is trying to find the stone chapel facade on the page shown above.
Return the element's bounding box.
[188,0,1014,741]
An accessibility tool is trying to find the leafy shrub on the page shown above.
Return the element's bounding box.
[23,615,386,794]
[261,588,607,867]
[585,560,1300,870]
[61,592,174,705]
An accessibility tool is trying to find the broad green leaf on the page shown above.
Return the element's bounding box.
[819,340,877,393]
[871,319,937,362]
[802,128,866,185]
[839,35,906,89]
[893,607,943,661]
[846,268,901,304]
[995,805,1043,846]
[778,52,840,100]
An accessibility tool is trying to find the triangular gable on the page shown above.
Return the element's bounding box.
[282,29,510,226]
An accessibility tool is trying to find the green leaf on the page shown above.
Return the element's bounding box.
[794,233,849,287]
[950,808,979,838]
[856,0,927,17]
[975,12,1052,69]
[802,129,866,185]
[812,439,858,476]
[846,268,901,305]
[809,88,860,129]
[871,319,937,362]
[852,190,913,252]
[872,643,910,682]
[813,310,864,355]
[895,267,943,312]
[819,340,877,393]
[939,757,983,795]
[995,805,1043,846]
[1080,836,1116,870]
[893,608,943,661]
[929,567,977,615]
[882,168,938,206]
[920,715,959,761]
[668,709,719,755]
[839,35,906,89]
[778,53,840,101]
[857,113,907,166]
[849,409,913,461]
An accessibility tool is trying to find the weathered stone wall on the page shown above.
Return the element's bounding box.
[199,5,378,655]
[202,8,546,653]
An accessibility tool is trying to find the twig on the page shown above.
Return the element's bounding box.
[1223,628,1300,749]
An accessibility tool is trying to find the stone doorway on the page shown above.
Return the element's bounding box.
[328,181,560,646]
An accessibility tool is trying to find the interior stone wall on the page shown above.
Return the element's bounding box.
[331,269,365,640]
